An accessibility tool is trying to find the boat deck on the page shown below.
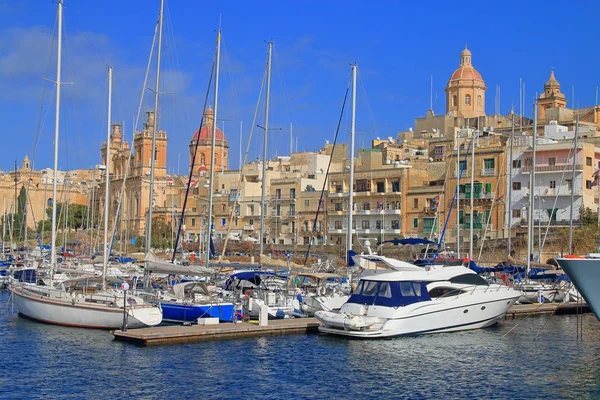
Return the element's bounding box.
[113,317,321,346]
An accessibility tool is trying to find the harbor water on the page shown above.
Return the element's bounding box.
[1,291,599,399]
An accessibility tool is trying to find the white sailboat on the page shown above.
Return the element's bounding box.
[9,1,162,329]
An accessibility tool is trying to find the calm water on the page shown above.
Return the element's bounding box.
[1,290,600,400]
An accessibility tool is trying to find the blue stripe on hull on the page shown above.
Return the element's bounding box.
[153,302,235,323]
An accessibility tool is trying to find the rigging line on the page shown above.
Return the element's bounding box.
[477,152,505,263]
[273,48,294,122]
[220,67,268,259]
[61,15,83,168]
[164,2,193,135]
[358,71,380,139]
[171,61,215,263]
[221,37,243,125]
[108,13,159,254]
[30,15,58,171]
[303,77,352,266]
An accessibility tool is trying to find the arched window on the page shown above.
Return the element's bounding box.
[200,153,206,165]
[465,94,471,105]
[477,95,482,107]
[453,95,457,107]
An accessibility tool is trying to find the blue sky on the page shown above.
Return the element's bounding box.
[1,0,599,173]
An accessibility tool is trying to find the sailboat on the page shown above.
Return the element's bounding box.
[9,1,162,329]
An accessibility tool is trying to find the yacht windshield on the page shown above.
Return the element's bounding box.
[348,280,430,307]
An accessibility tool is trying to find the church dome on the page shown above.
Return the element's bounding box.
[544,70,560,90]
[191,107,226,142]
[448,45,482,82]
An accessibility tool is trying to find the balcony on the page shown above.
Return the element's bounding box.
[521,164,583,174]
[271,195,297,201]
[423,206,436,214]
[453,170,470,178]
[459,192,495,200]
[243,225,255,231]
[525,189,583,197]
[481,168,496,176]
[519,219,581,227]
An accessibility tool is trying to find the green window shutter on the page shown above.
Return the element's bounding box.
[413,218,418,228]
[459,211,464,224]
[485,183,492,193]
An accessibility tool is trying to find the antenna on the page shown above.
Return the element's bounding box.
[430,74,433,111]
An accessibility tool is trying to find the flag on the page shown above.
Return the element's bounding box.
[496,194,505,202]
[376,200,383,213]
[592,170,599,187]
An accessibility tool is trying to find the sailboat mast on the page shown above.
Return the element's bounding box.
[527,101,537,273]
[2,197,5,258]
[102,66,113,291]
[259,42,273,258]
[456,130,461,257]
[346,64,357,263]
[206,29,221,268]
[569,113,579,253]
[508,112,514,256]
[145,0,163,254]
[469,94,478,260]
[49,0,63,282]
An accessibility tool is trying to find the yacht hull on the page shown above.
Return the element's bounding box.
[10,285,162,329]
[317,288,519,338]
[556,258,600,320]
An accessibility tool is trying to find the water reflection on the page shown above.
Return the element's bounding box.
[2,290,600,399]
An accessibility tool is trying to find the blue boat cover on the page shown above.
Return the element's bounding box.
[380,238,438,247]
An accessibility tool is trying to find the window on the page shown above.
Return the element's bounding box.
[413,198,419,209]
[249,219,254,226]
[513,182,521,190]
[363,202,370,211]
[335,184,343,193]
[221,218,226,227]
[586,180,593,189]
[400,282,416,296]
[234,218,239,226]
[566,179,573,190]
[391,220,400,229]
[200,154,206,164]
[392,181,400,192]
[513,160,521,169]
[363,281,379,297]
[484,159,495,170]
[275,188,281,199]
[191,218,196,227]
[453,95,457,107]
[477,95,482,107]
[524,157,532,167]
[549,181,556,189]
[335,221,342,229]
[276,204,281,216]
[378,282,392,298]
[587,157,593,166]
[459,160,467,171]
[376,220,382,229]
[305,200,310,207]
[290,188,296,199]
[413,218,418,228]
[549,157,556,166]
[334,203,343,211]
[303,237,310,245]
[356,179,369,192]
[376,182,385,193]
[465,94,471,105]
[512,209,521,218]
[362,220,370,229]
[289,204,296,216]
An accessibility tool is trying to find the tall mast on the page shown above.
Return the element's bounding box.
[49,0,63,283]
[346,64,357,263]
[102,66,113,290]
[456,129,461,257]
[508,112,514,257]
[527,101,537,275]
[569,113,579,254]
[469,93,478,260]
[2,197,5,258]
[145,0,163,254]
[259,42,273,258]
[206,29,221,268]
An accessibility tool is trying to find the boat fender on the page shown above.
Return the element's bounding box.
[245,290,253,299]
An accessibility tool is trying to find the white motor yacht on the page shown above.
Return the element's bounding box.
[315,259,519,338]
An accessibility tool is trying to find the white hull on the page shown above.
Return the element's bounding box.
[557,258,600,319]
[10,285,162,329]
[317,286,519,338]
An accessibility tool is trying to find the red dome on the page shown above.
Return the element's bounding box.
[450,66,482,81]
[192,126,225,141]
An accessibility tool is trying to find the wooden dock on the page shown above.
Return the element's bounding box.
[113,318,321,346]
[113,303,591,346]
[505,302,590,319]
